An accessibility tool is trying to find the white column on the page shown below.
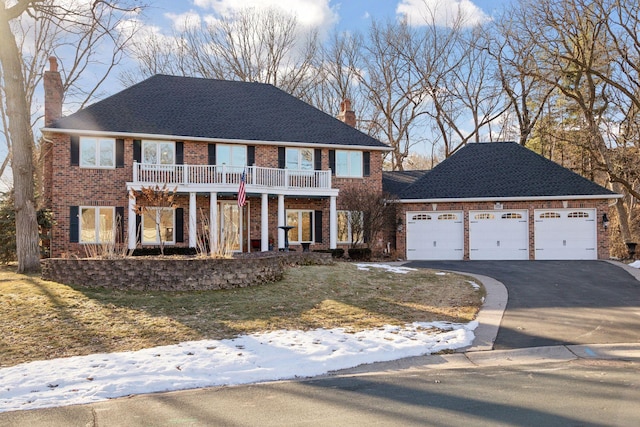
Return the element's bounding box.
[128,192,136,250]
[210,192,218,255]
[189,192,197,248]
[278,194,285,250]
[330,195,337,249]
[261,193,269,251]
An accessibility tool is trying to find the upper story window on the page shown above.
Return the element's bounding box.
[286,148,314,171]
[143,140,175,165]
[80,206,115,243]
[336,150,363,177]
[80,137,115,168]
[217,144,247,167]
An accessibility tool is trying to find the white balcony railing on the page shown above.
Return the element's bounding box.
[133,162,332,190]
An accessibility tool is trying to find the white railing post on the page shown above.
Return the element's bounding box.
[183,164,189,185]
[284,169,289,188]
[133,161,138,182]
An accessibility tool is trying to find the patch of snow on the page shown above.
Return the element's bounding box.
[467,280,481,290]
[0,322,476,413]
[629,260,640,269]
[355,263,417,274]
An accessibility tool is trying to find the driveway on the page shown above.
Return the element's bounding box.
[404,260,640,350]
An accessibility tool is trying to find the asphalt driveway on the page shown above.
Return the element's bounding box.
[404,260,640,350]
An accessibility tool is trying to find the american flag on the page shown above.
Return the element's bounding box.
[237,170,246,207]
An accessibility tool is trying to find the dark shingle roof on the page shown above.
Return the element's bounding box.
[382,170,429,196]
[399,142,617,200]
[50,75,388,148]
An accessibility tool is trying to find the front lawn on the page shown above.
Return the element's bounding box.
[0,262,483,367]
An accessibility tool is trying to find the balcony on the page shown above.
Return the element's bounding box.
[132,162,333,191]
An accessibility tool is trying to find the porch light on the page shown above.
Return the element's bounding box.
[602,213,609,230]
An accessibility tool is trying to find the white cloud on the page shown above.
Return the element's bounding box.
[396,0,490,28]
[193,0,338,30]
[165,11,203,31]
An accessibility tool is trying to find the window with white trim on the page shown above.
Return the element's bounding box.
[142,208,176,244]
[286,210,313,243]
[286,148,313,171]
[338,210,363,244]
[80,137,115,168]
[80,207,115,243]
[336,150,363,177]
[217,144,247,167]
[142,140,175,165]
[411,214,432,221]
[502,213,523,219]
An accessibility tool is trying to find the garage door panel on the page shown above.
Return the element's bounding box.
[534,209,596,260]
[406,211,463,260]
[469,210,529,260]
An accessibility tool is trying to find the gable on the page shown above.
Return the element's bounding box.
[47,75,388,149]
[399,142,618,200]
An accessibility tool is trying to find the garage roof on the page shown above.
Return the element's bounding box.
[399,142,618,200]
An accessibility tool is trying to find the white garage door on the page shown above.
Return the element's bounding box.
[469,210,529,260]
[406,211,463,260]
[534,209,597,260]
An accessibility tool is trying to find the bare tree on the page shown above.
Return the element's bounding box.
[0,0,145,272]
[355,19,430,170]
[123,7,319,100]
[484,7,557,146]
[512,0,639,244]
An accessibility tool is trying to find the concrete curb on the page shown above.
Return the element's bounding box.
[606,260,640,283]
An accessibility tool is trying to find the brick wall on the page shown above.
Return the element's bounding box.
[42,132,385,257]
[393,199,611,260]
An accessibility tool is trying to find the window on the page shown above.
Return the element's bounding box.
[142,208,175,244]
[217,144,247,167]
[286,210,313,243]
[80,207,115,243]
[411,214,432,221]
[540,212,561,219]
[142,140,175,165]
[286,148,314,171]
[568,211,590,218]
[502,213,523,219]
[475,213,495,220]
[80,137,115,168]
[438,214,458,220]
[336,150,362,177]
[338,210,363,244]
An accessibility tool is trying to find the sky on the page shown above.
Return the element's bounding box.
[0,264,480,413]
[0,0,509,191]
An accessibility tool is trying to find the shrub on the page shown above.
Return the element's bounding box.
[348,248,371,261]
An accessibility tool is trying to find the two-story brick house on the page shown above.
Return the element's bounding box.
[41,58,390,257]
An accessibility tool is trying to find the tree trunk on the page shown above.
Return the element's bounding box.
[0,7,41,273]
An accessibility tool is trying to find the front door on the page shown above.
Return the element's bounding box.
[220,202,242,252]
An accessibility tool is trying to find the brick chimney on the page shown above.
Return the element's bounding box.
[43,56,63,126]
[337,99,356,127]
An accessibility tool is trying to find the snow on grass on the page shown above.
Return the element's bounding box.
[629,260,640,269]
[355,263,417,274]
[0,321,477,413]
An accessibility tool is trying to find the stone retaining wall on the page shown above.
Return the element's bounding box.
[41,252,333,291]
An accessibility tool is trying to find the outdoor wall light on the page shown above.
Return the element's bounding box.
[602,213,609,230]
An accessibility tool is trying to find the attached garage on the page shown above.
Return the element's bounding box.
[406,211,463,260]
[469,210,529,260]
[386,142,620,261]
[534,209,597,260]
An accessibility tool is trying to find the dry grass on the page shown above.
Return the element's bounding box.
[0,262,484,368]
